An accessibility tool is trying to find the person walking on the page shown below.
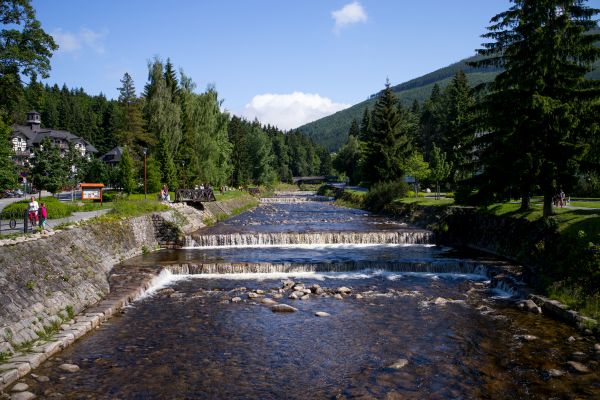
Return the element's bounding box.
[39,202,47,229]
[28,196,39,226]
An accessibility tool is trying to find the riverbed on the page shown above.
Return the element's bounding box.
[15,199,600,399]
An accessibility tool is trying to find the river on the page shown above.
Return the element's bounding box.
[16,197,600,399]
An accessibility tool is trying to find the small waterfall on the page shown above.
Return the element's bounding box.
[260,196,334,203]
[185,230,433,248]
[165,260,486,275]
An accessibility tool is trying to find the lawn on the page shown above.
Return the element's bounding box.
[396,197,455,206]
[570,201,600,209]
[484,202,600,239]
[2,196,104,219]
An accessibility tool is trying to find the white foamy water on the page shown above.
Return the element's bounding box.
[181,243,438,250]
[134,269,190,302]
[169,269,488,282]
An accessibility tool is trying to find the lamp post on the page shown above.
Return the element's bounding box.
[143,148,147,200]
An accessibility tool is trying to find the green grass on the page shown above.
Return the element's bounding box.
[214,189,247,201]
[396,197,455,206]
[345,189,367,196]
[2,196,104,219]
[484,202,600,239]
[570,201,600,208]
[104,199,169,219]
[548,283,600,323]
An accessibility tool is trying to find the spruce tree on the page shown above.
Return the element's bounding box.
[363,80,413,185]
[471,0,599,216]
[441,70,476,182]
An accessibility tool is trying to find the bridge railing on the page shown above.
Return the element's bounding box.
[175,188,216,203]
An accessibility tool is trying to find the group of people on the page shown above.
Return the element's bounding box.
[27,196,47,229]
[553,189,569,208]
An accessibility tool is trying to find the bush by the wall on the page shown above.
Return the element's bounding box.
[364,181,408,212]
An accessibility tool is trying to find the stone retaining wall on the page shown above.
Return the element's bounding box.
[0,195,258,390]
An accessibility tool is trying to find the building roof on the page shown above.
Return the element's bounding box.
[101,146,124,163]
[12,124,98,153]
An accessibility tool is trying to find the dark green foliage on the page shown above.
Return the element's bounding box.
[157,136,177,190]
[364,181,408,212]
[333,135,362,184]
[468,0,600,216]
[31,137,68,194]
[118,147,135,194]
[145,155,162,193]
[0,112,17,189]
[363,80,414,185]
[83,157,108,184]
[0,0,57,119]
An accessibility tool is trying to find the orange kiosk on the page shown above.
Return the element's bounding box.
[80,183,105,206]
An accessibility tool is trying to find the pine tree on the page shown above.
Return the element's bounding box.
[419,83,445,161]
[441,71,476,182]
[363,80,413,185]
[471,0,600,216]
[117,72,153,154]
[359,107,371,142]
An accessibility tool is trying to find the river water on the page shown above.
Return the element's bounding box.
[19,199,600,399]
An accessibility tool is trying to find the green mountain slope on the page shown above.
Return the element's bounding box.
[300,42,600,152]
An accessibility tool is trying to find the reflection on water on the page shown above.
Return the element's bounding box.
[25,274,600,399]
[19,201,600,399]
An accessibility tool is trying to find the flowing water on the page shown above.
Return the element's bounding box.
[19,198,600,399]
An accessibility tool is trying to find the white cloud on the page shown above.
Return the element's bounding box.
[243,92,351,131]
[331,1,367,34]
[52,28,107,55]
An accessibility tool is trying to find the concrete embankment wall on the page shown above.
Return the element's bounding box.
[0,194,257,359]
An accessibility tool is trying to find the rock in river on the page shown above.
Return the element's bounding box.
[59,363,79,373]
[388,359,409,370]
[260,298,277,306]
[271,304,298,313]
[315,311,330,317]
[567,361,590,374]
[10,392,36,400]
[336,286,351,295]
[11,383,29,392]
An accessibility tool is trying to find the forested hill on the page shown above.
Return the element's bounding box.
[299,34,600,152]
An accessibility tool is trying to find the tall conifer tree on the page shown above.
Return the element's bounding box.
[470,0,599,215]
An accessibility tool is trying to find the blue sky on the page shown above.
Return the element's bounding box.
[33,0,600,130]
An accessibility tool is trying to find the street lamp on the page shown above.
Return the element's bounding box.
[143,148,147,200]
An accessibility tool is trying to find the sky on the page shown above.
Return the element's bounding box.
[32,0,600,130]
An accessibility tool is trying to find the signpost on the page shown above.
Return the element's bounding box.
[80,183,105,206]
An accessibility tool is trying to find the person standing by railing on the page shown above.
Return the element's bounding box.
[28,196,39,225]
[39,202,47,229]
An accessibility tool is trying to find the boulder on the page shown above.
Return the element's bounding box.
[333,294,344,300]
[517,299,542,314]
[293,284,305,291]
[247,292,259,299]
[514,334,538,342]
[260,298,277,306]
[300,294,310,300]
[11,383,29,392]
[315,311,330,317]
[231,297,242,303]
[281,280,295,290]
[271,304,298,313]
[388,359,409,370]
[547,369,564,378]
[10,392,36,400]
[336,287,351,295]
[566,361,590,374]
[59,363,79,373]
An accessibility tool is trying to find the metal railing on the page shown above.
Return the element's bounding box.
[175,188,216,203]
[0,210,35,235]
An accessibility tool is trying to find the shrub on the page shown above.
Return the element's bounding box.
[364,181,408,212]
